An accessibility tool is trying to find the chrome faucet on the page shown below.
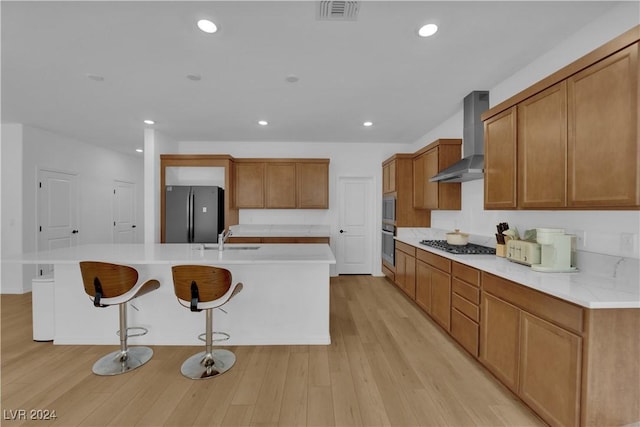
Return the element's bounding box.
[218,229,231,251]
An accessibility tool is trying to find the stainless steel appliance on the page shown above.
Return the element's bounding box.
[382,223,395,265]
[419,240,496,255]
[165,186,224,243]
[430,91,490,183]
[382,195,396,223]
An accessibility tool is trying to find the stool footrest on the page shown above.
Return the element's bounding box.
[198,331,230,343]
[117,326,149,339]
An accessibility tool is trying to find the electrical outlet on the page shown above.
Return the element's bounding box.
[620,233,636,253]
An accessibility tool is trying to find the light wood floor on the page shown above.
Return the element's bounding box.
[1,275,545,427]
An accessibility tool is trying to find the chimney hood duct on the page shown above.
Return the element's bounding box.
[430,91,490,183]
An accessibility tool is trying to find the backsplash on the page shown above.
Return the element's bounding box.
[431,180,640,259]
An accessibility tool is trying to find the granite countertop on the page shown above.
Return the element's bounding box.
[396,228,640,309]
[10,243,337,266]
[229,224,331,237]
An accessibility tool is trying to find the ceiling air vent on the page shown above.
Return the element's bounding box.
[317,1,360,21]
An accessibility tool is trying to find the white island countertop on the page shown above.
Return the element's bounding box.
[13,243,336,265]
[397,228,640,309]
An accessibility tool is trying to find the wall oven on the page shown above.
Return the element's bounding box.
[382,196,396,223]
[382,223,395,266]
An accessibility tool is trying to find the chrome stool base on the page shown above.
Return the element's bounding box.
[92,346,153,376]
[180,349,236,380]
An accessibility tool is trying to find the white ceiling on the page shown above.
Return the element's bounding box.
[1,1,620,154]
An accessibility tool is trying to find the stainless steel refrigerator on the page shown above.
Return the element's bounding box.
[165,186,224,243]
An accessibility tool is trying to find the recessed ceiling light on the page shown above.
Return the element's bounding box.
[86,74,104,82]
[143,119,155,125]
[186,74,202,81]
[285,75,299,83]
[258,120,269,126]
[197,19,218,34]
[418,23,438,37]
[136,148,143,153]
[363,121,373,127]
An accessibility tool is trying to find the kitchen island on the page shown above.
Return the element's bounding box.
[15,243,336,346]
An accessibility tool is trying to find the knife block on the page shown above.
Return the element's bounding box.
[496,244,506,257]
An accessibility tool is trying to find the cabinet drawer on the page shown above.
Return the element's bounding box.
[452,278,480,305]
[416,249,451,273]
[396,241,416,257]
[453,262,480,287]
[452,293,479,322]
[451,308,479,357]
[482,272,583,334]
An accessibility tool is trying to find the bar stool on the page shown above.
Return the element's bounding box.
[79,261,160,376]
[171,265,243,380]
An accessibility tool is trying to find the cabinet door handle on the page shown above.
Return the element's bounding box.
[340,229,346,233]
[72,229,79,234]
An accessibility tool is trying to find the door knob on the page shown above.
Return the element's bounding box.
[72,229,79,234]
[132,225,137,228]
[339,229,346,233]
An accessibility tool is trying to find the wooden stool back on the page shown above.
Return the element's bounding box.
[79,261,138,298]
[172,265,232,303]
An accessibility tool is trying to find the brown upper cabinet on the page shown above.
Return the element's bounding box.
[413,139,462,210]
[517,82,568,208]
[235,162,266,208]
[381,154,430,227]
[484,107,517,209]
[482,26,640,210]
[297,161,329,209]
[382,159,396,194]
[266,162,296,208]
[568,43,639,208]
[235,159,330,209]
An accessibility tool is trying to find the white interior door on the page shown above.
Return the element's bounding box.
[113,180,137,243]
[337,177,373,274]
[37,169,79,276]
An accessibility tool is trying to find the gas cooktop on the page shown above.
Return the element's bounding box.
[419,240,496,255]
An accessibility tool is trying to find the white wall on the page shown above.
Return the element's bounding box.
[1,124,25,293]
[144,129,175,243]
[1,124,145,293]
[416,3,640,259]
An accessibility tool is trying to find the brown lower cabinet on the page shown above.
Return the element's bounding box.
[480,271,640,427]
[450,262,481,357]
[395,241,416,299]
[415,249,451,331]
[227,236,329,244]
[384,243,640,427]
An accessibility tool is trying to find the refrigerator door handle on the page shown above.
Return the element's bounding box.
[187,189,193,243]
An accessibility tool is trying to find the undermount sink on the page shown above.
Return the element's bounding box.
[225,246,260,250]
[193,245,260,250]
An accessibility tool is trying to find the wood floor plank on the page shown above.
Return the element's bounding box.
[230,346,271,406]
[0,278,546,427]
[277,351,309,427]
[307,385,334,427]
[249,346,290,426]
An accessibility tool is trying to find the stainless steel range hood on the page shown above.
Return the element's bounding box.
[430,91,489,183]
